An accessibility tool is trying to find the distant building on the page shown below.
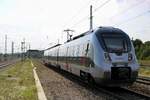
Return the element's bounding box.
[26,50,44,58]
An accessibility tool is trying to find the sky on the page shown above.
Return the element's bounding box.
[0,0,149,53]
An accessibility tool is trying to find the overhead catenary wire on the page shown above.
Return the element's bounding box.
[61,0,93,42]
[63,0,105,26]
[70,0,111,29]
[63,0,104,29]
[64,0,147,34]
[59,0,149,44]
[70,16,89,28]
[93,0,111,13]
[114,10,150,26]
[63,0,92,28]
[109,0,145,21]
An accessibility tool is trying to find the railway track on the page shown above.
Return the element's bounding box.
[0,59,20,69]
[136,76,150,85]
[44,64,150,100]
[94,82,150,100]
[96,86,150,100]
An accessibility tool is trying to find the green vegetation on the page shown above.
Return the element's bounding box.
[132,39,150,77]
[138,60,150,77]
[139,66,150,77]
[139,60,150,66]
[0,59,38,100]
[133,39,150,60]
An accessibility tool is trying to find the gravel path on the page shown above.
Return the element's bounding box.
[127,82,150,96]
[33,60,115,100]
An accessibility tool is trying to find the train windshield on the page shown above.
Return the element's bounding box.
[97,32,131,53]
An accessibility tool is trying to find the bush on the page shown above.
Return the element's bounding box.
[133,39,150,60]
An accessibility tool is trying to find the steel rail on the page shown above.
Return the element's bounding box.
[136,76,150,85]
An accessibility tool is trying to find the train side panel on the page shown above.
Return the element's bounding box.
[43,27,139,86]
[57,34,95,77]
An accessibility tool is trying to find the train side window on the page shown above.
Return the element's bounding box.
[76,45,79,57]
[81,44,84,56]
[79,45,82,56]
[74,46,76,57]
[72,46,74,57]
[78,45,81,56]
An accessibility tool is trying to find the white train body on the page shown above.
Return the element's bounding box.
[44,27,139,86]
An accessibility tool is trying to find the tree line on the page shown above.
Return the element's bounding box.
[132,39,150,60]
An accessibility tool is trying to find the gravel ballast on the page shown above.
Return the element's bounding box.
[33,60,115,100]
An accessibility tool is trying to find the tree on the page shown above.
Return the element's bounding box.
[133,39,143,59]
[144,41,150,47]
[133,39,143,48]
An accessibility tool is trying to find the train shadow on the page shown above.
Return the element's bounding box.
[42,62,122,89]
[43,63,108,94]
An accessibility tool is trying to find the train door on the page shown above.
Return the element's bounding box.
[83,42,89,67]
[65,47,69,70]
[85,43,89,57]
[85,42,94,68]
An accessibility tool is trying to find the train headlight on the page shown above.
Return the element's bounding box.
[104,52,111,62]
[128,53,133,61]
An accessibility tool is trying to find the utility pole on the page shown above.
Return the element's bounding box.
[29,43,31,58]
[64,29,74,41]
[23,38,25,53]
[21,42,23,61]
[4,34,7,61]
[90,5,93,30]
[21,38,25,61]
[11,41,14,59]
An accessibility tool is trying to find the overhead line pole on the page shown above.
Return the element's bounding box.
[5,34,7,61]
[21,42,24,61]
[90,5,93,30]
[12,41,14,59]
[63,0,92,28]
[21,38,25,61]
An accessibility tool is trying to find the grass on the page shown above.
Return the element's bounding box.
[139,60,150,66]
[138,60,150,77]
[0,59,38,100]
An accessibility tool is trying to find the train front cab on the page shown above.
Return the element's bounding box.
[94,27,139,86]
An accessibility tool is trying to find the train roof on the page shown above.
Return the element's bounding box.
[45,26,128,51]
[96,26,129,36]
[72,31,90,40]
[68,26,124,42]
[45,44,61,51]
